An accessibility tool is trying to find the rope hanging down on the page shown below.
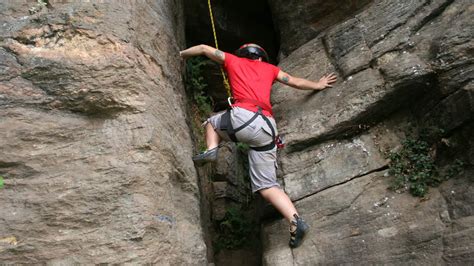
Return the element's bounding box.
[207,0,232,97]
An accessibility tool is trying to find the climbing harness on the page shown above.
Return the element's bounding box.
[219,98,284,151]
[220,108,276,151]
[207,0,231,98]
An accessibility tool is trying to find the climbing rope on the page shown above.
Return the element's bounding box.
[207,0,232,97]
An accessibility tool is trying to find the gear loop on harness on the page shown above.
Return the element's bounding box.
[227,97,234,108]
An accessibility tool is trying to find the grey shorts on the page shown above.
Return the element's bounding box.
[207,107,280,193]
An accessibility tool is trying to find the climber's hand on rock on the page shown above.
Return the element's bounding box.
[318,73,337,89]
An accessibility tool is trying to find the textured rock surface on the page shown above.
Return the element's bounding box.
[209,143,250,221]
[263,170,474,265]
[264,0,473,264]
[281,131,387,201]
[1,0,472,264]
[268,0,373,57]
[0,1,207,264]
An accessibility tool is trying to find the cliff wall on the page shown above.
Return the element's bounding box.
[264,0,473,264]
[0,1,207,264]
[1,0,472,265]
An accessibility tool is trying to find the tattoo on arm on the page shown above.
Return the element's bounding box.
[214,50,224,59]
[282,75,290,84]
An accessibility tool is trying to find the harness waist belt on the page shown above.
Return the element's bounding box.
[234,98,273,116]
[219,107,276,152]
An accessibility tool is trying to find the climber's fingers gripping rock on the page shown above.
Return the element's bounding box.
[318,73,338,89]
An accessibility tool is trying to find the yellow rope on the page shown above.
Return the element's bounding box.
[207,0,232,97]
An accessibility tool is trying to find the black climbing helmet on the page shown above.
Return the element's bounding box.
[235,43,269,62]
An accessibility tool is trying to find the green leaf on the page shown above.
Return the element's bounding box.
[0,176,4,189]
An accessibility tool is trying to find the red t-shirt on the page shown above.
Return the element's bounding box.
[224,52,280,116]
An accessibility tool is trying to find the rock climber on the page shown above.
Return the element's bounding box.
[179,43,337,248]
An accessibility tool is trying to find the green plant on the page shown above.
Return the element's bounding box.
[388,134,465,197]
[185,57,215,152]
[388,138,437,196]
[214,206,255,252]
[185,56,213,116]
[0,175,4,189]
[236,143,250,152]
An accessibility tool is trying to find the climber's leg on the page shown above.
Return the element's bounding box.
[249,144,309,248]
[259,187,309,248]
[205,122,220,150]
[259,187,298,223]
[193,112,229,166]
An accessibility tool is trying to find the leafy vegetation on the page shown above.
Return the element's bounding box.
[388,129,465,197]
[185,56,214,151]
[185,56,213,116]
[0,175,3,189]
[236,142,250,152]
[214,206,256,252]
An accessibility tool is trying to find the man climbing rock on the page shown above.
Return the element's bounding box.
[179,43,337,248]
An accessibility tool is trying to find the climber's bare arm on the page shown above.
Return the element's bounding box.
[179,44,225,64]
[277,70,337,91]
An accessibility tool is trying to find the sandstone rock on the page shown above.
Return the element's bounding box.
[269,0,458,58]
[0,1,207,264]
[439,172,474,263]
[270,0,470,151]
[268,0,373,57]
[214,143,248,188]
[377,51,434,89]
[2,0,472,264]
[355,0,434,51]
[273,55,383,149]
[211,198,239,222]
[264,171,473,265]
[264,0,473,264]
[272,37,383,147]
[437,120,474,166]
[281,133,387,201]
[442,220,474,264]
[414,0,474,96]
[422,83,473,133]
[214,249,261,266]
[213,181,247,203]
[324,18,373,77]
[272,37,438,150]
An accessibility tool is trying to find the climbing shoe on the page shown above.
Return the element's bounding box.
[192,147,218,166]
[289,214,309,248]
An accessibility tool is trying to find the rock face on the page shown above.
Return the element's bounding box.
[0,1,207,264]
[263,0,473,264]
[269,0,373,57]
[1,0,472,264]
[263,170,474,265]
